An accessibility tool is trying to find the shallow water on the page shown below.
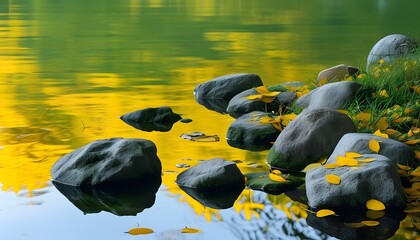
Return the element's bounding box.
[0,0,419,239]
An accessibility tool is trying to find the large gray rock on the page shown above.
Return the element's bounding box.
[226,111,281,145]
[51,138,162,187]
[306,154,406,209]
[317,64,360,84]
[295,81,364,111]
[328,133,417,167]
[120,107,182,132]
[267,109,357,171]
[176,158,245,189]
[367,34,419,71]
[194,73,263,113]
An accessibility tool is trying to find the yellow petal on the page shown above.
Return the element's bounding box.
[366,210,385,219]
[261,96,274,103]
[326,174,341,185]
[379,59,385,64]
[361,220,380,227]
[375,117,389,131]
[366,199,386,211]
[181,227,202,234]
[126,228,154,235]
[344,222,365,228]
[324,163,339,169]
[379,90,389,98]
[373,130,388,139]
[355,112,371,122]
[316,209,336,218]
[271,123,283,131]
[345,152,362,159]
[397,164,411,170]
[269,173,287,182]
[272,169,282,175]
[405,139,420,145]
[246,94,262,100]
[369,139,380,153]
[259,116,276,123]
[255,86,269,94]
[358,158,376,163]
[262,91,280,97]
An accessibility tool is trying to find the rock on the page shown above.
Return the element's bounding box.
[178,185,243,209]
[120,107,182,132]
[367,34,419,71]
[328,133,417,167]
[52,177,161,216]
[306,154,406,209]
[295,81,365,111]
[317,64,360,84]
[226,112,281,146]
[51,138,162,187]
[244,172,305,195]
[267,109,357,171]
[194,73,263,113]
[176,158,245,189]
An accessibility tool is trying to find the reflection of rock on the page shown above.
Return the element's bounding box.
[0,127,68,145]
[267,109,357,171]
[120,107,182,132]
[53,177,161,216]
[179,185,243,209]
[176,158,245,189]
[227,139,272,151]
[306,154,406,209]
[306,208,406,240]
[194,73,263,113]
[51,138,162,187]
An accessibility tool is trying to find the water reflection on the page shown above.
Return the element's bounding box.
[52,177,161,216]
[179,185,243,209]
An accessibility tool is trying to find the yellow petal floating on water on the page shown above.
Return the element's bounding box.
[126,228,154,235]
[345,152,362,159]
[316,209,336,218]
[375,117,389,130]
[361,220,380,227]
[269,173,287,182]
[181,227,202,234]
[366,199,386,211]
[326,174,341,185]
[405,139,420,145]
[369,139,380,153]
[373,130,388,139]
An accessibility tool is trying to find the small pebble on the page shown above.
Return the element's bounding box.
[180,118,193,123]
[176,163,190,168]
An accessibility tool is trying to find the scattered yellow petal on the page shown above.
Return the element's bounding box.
[262,91,281,97]
[357,73,366,79]
[261,96,274,103]
[415,151,420,160]
[344,222,365,228]
[316,209,336,218]
[375,117,389,131]
[255,86,269,94]
[366,199,386,211]
[361,220,380,227]
[379,90,389,98]
[410,171,420,177]
[405,139,420,145]
[272,169,282,175]
[318,157,328,165]
[126,228,154,235]
[181,227,202,234]
[358,158,376,163]
[246,94,261,100]
[369,139,380,153]
[355,112,371,122]
[407,130,414,138]
[269,173,287,182]
[366,210,385,219]
[345,152,362,158]
[373,130,388,139]
[336,156,359,166]
[326,174,341,185]
[379,59,385,64]
[324,163,339,169]
[384,129,402,137]
[318,78,328,86]
[397,164,411,171]
[337,109,349,115]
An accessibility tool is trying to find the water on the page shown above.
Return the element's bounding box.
[0,0,419,239]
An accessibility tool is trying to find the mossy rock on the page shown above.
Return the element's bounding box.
[245,172,305,195]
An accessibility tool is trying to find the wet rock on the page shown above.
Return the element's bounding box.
[244,172,305,195]
[51,138,162,187]
[367,34,419,71]
[267,109,357,171]
[53,177,161,216]
[317,64,360,84]
[328,133,417,167]
[176,158,245,190]
[295,81,364,111]
[194,73,263,113]
[306,154,406,210]
[226,112,280,146]
[120,107,182,132]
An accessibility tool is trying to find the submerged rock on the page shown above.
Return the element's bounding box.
[367,34,419,71]
[194,73,263,113]
[295,81,364,111]
[51,138,162,187]
[328,133,417,167]
[306,154,406,209]
[120,106,182,132]
[317,64,360,84]
[226,111,281,146]
[176,158,245,190]
[267,109,357,171]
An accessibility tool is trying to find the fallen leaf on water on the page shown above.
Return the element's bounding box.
[361,220,380,227]
[269,173,287,182]
[366,199,386,211]
[125,228,154,235]
[316,209,336,218]
[181,227,202,234]
[326,174,341,185]
[369,139,380,153]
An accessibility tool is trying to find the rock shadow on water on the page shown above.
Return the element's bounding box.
[194,97,229,114]
[178,185,244,209]
[306,207,406,240]
[52,177,161,216]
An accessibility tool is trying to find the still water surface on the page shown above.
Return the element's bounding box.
[1,0,419,239]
